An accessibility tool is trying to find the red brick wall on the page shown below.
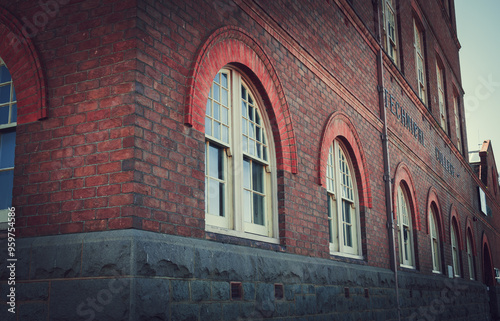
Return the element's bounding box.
[1,0,498,278]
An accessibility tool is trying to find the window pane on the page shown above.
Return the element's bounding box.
[208,144,223,180]
[208,179,221,216]
[243,158,251,189]
[0,84,10,104]
[0,65,11,83]
[221,126,229,144]
[0,170,14,209]
[0,131,16,168]
[11,104,17,123]
[213,83,220,101]
[252,162,264,193]
[253,194,264,225]
[206,99,212,117]
[221,106,228,125]
[241,86,246,100]
[205,117,212,136]
[0,106,8,124]
[221,73,228,88]
[243,190,251,222]
[213,102,220,121]
[213,122,221,140]
[221,88,228,106]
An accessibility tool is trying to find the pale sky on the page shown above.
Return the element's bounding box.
[455,0,500,158]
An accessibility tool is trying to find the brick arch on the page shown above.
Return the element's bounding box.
[465,217,477,256]
[318,112,372,208]
[425,187,445,241]
[0,7,47,124]
[482,232,495,286]
[392,162,421,230]
[184,26,297,174]
[449,205,463,250]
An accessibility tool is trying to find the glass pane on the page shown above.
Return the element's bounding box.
[248,94,253,105]
[213,102,220,121]
[213,122,220,140]
[221,126,229,144]
[243,190,251,222]
[0,65,11,83]
[248,139,255,156]
[0,106,8,124]
[208,144,223,179]
[342,201,351,224]
[208,179,220,216]
[0,84,10,104]
[0,170,14,209]
[221,106,228,125]
[214,73,220,84]
[242,119,247,135]
[12,87,16,102]
[205,117,212,136]
[263,146,268,161]
[255,111,260,125]
[213,84,220,101]
[256,127,261,142]
[243,159,251,189]
[327,197,333,243]
[0,131,16,168]
[242,136,248,153]
[248,105,254,121]
[344,224,352,247]
[218,181,225,217]
[241,86,247,100]
[221,88,228,106]
[252,162,264,193]
[242,101,247,119]
[206,99,211,116]
[249,123,255,138]
[253,194,264,225]
[221,73,228,88]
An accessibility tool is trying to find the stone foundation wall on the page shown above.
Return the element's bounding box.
[0,230,491,320]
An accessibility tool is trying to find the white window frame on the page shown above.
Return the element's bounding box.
[414,21,426,104]
[0,57,17,229]
[397,185,415,268]
[437,64,448,132]
[204,68,278,243]
[466,232,475,280]
[383,0,399,65]
[430,208,442,273]
[451,222,461,277]
[326,140,362,258]
[453,95,462,152]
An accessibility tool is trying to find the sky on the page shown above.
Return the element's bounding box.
[455,0,500,158]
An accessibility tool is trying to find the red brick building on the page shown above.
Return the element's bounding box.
[0,0,499,320]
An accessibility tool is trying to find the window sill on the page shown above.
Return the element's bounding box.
[205,224,279,245]
[400,264,417,271]
[329,251,364,261]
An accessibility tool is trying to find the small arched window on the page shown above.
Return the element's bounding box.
[204,68,276,239]
[397,184,415,267]
[326,140,361,257]
[451,222,461,277]
[466,231,475,280]
[429,207,441,273]
[0,57,17,228]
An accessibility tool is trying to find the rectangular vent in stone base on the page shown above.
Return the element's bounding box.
[230,282,243,300]
[364,288,369,298]
[344,287,350,298]
[274,284,284,300]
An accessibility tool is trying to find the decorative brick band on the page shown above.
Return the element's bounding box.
[393,162,421,231]
[0,8,48,124]
[318,112,372,208]
[184,26,298,173]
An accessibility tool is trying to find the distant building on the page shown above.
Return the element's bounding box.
[1,0,500,320]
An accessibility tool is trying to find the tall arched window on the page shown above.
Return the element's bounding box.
[467,231,475,280]
[451,222,461,277]
[429,207,441,273]
[326,140,361,257]
[397,184,415,267]
[205,68,276,239]
[0,58,17,228]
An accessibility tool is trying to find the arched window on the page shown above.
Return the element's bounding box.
[0,57,16,228]
[451,222,461,277]
[466,231,475,280]
[429,207,441,273]
[397,184,415,267]
[326,140,361,257]
[205,68,276,239]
